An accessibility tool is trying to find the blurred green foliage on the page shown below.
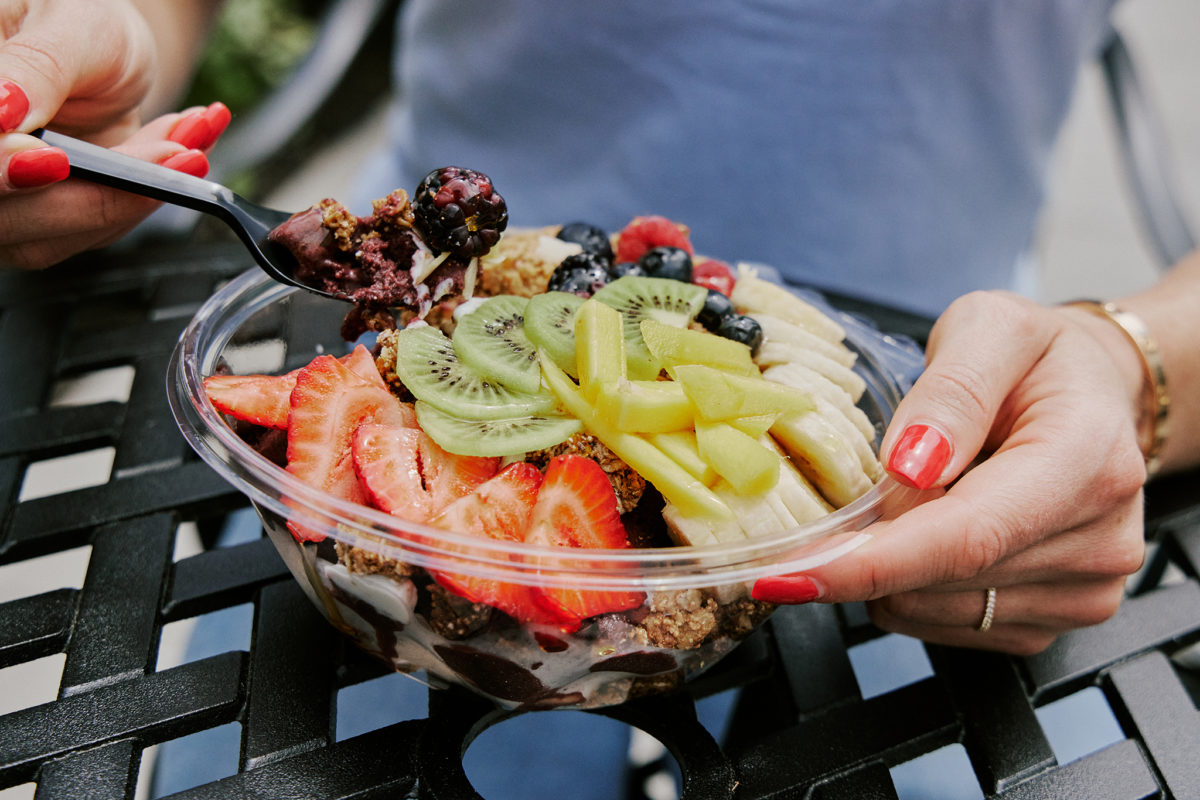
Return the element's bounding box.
[184,0,320,114]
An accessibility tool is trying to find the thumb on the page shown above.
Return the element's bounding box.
[880,292,1053,489]
[0,2,154,138]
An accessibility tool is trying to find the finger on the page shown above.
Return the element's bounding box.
[0,3,154,138]
[1,136,70,190]
[880,292,1052,490]
[915,505,1145,593]
[869,577,1128,630]
[167,102,232,152]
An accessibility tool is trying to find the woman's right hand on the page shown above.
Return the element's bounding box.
[0,0,227,269]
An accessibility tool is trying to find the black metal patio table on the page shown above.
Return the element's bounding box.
[2,236,1199,799]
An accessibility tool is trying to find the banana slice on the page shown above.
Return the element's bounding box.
[751,313,858,368]
[813,396,883,481]
[771,409,875,508]
[756,339,867,401]
[763,437,835,524]
[761,362,876,441]
[730,264,846,343]
[661,504,731,546]
[714,480,797,538]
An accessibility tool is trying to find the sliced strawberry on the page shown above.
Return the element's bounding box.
[352,422,433,521]
[204,372,295,429]
[429,461,543,542]
[203,344,395,430]
[524,455,644,625]
[692,258,736,296]
[342,343,388,390]
[427,463,565,625]
[421,437,501,513]
[285,355,414,541]
[615,215,693,264]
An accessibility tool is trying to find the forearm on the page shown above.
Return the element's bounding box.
[130,0,224,116]
[1120,248,1200,474]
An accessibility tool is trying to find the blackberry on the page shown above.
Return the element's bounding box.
[697,288,735,332]
[638,246,693,283]
[547,253,611,296]
[412,166,508,258]
[557,222,614,261]
[716,314,764,355]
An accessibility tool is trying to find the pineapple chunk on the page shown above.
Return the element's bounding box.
[595,379,693,433]
[540,352,733,521]
[695,421,780,496]
[728,413,780,438]
[674,364,814,421]
[647,430,718,485]
[639,318,757,376]
[574,299,625,402]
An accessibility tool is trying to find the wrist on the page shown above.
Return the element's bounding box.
[1060,300,1169,476]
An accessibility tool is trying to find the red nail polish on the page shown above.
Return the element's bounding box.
[752,574,821,604]
[160,149,209,178]
[202,102,231,142]
[887,424,952,490]
[8,147,70,188]
[0,80,30,132]
[168,113,214,150]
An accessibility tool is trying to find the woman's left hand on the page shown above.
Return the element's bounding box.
[754,290,1150,655]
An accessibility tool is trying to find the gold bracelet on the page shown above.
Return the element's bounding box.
[1064,300,1170,476]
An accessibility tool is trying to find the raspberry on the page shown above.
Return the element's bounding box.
[614,216,693,264]
[412,167,508,258]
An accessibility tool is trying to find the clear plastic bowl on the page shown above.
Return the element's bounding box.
[169,267,925,709]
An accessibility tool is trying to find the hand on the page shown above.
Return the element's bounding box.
[0,0,228,269]
[754,291,1149,655]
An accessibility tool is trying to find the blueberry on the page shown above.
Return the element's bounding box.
[697,289,734,331]
[637,246,693,283]
[557,222,614,261]
[608,261,646,280]
[716,314,763,355]
[547,253,611,296]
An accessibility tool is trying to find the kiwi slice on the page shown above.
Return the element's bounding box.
[415,401,583,457]
[524,291,586,377]
[392,325,557,420]
[592,276,707,380]
[452,295,542,394]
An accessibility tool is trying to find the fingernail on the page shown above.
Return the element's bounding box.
[169,102,230,150]
[887,423,952,490]
[8,147,70,188]
[159,149,209,178]
[202,102,231,142]
[168,111,213,150]
[752,574,821,604]
[0,80,30,132]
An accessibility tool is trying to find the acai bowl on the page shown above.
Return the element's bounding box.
[168,205,927,710]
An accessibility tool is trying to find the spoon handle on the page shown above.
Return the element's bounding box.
[35,128,236,220]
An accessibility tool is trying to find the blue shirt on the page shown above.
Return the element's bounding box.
[352,0,1119,316]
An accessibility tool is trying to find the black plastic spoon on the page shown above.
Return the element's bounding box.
[35,128,346,301]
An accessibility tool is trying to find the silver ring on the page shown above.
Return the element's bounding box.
[977,587,997,632]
